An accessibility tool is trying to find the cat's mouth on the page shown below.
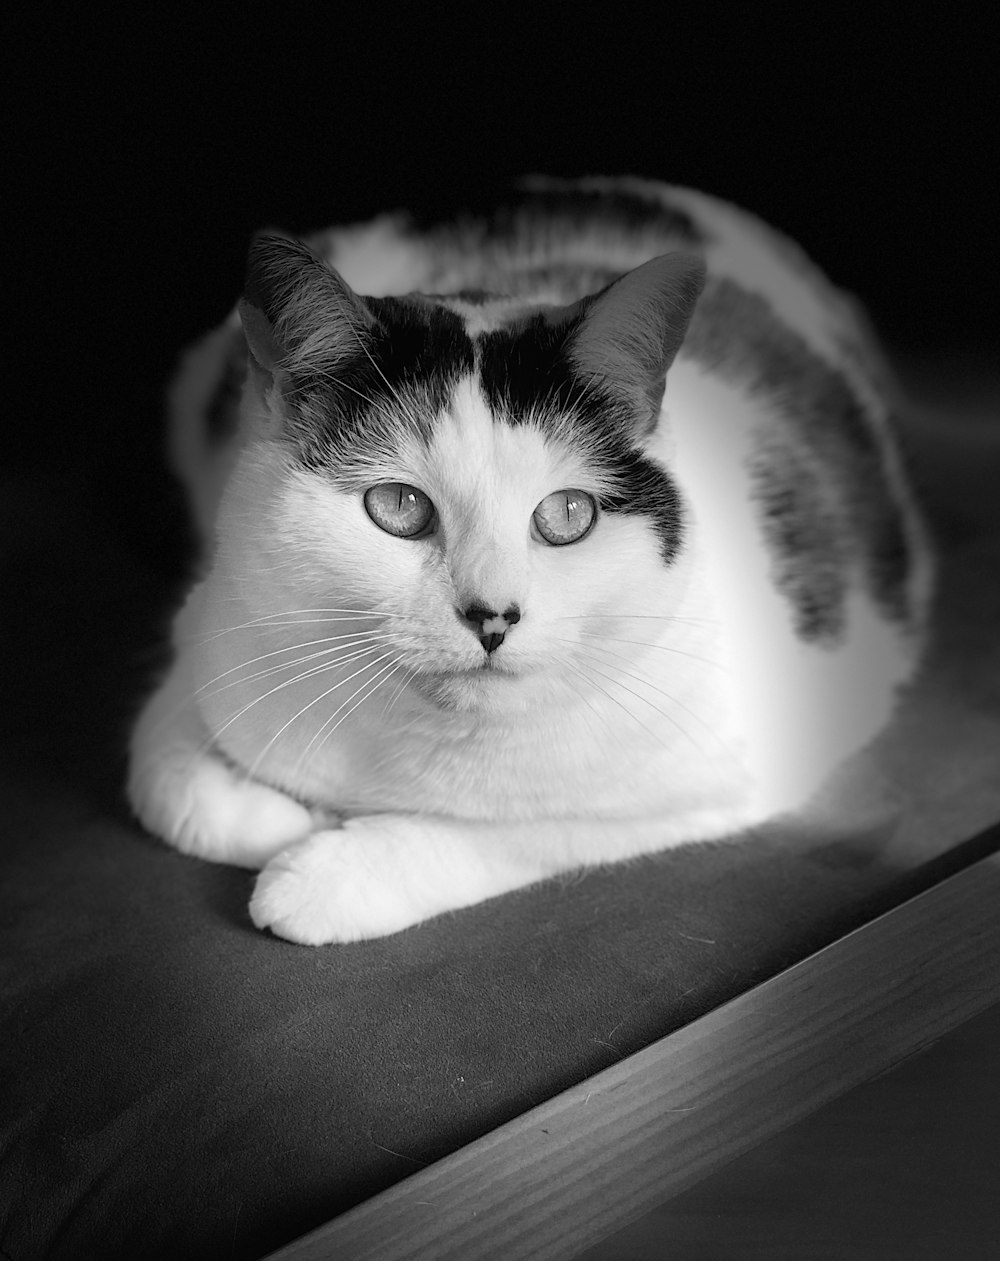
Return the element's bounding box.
[432,662,520,685]
[456,658,517,676]
[410,659,524,709]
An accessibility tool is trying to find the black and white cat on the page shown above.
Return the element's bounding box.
[128,177,934,944]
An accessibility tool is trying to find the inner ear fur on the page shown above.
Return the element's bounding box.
[567,252,706,423]
[238,230,377,380]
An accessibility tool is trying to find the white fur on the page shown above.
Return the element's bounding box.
[129,180,933,944]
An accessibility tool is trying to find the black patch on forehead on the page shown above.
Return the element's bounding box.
[478,311,596,418]
[287,296,474,466]
[686,279,912,635]
[363,296,475,399]
[478,314,684,564]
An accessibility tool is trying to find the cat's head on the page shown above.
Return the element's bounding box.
[221,231,705,714]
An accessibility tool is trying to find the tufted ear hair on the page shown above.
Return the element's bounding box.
[237,230,378,382]
[566,252,706,426]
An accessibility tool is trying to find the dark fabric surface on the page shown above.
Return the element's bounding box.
[0,471,996,1261]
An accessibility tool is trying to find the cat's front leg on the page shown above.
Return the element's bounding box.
[249,814,549,944]
[248,805,753,945]
[127,658,322,869]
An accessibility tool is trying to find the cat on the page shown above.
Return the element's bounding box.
[127,176,935,945]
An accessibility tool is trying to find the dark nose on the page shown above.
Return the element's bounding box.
[456,602,522,654]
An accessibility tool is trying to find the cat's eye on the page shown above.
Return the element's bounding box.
[364,483,436,538]
[532,489,598,546]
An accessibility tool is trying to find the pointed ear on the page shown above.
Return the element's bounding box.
[237,230,377,380]
[567,252,706,424]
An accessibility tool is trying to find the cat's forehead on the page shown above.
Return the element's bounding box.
[364,291,604,445]
[295,290,633,496]
[419,375,595,493]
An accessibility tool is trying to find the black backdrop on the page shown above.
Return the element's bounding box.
[7,6,998,569]
[3,13,1000,1255]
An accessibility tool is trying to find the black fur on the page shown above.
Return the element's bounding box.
[288,297,474,470]
[478,313,684,564]
[685,279,911,638]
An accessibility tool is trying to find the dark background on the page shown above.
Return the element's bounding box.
[3,13,999,1256]
[7,7,998,572]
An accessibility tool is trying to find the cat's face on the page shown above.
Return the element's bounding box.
[216,233,705,717]
[227,371,683,715]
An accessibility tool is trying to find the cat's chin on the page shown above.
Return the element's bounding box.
[410,665,530,713]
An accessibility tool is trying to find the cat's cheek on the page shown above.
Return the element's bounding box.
[249,818,455,945]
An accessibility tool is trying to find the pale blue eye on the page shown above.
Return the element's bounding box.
[364,483,436,538]
[533,489,597,545]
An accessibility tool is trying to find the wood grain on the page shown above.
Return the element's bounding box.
[263,850,1000,1261]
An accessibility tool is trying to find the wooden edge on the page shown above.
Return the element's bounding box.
[264,849,1000,1261]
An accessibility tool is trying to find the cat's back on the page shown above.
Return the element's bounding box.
[323,176,878,381]
[173,177,933,652]
[359,176,934,656]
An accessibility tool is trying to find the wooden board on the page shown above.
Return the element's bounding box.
[264,848,1000,1261]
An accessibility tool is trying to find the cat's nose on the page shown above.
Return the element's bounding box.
[456,602,522,654]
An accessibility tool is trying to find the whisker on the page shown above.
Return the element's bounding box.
[572,641,738,765]
[571,648,708,758]
[566,660,673,754]
[557,633,729,673]
[196,642,396,707]
[194,632,400,696]
[135,635,390,755]
[244,650,400,781]
[188,607,407,644]
[292,654,404,776]
[204,643,389,764]
[557,661,611,742]
[556,613,720,625]
[382,663,421,716]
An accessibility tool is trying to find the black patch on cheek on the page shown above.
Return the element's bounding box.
[599,447,685,566]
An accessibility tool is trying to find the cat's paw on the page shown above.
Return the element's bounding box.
[128,747,316,869]
[249,815,457,944]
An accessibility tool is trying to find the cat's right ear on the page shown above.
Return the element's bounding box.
[565,252,706,430]
[238,230,377,384]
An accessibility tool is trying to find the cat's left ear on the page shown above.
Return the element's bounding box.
[237,229,377,385]
[567,252,706,427]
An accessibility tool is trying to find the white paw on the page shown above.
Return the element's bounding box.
[128,748,315,869]
[249,815,455,945]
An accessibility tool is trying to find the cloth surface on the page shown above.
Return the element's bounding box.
[2,400,999,1260]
